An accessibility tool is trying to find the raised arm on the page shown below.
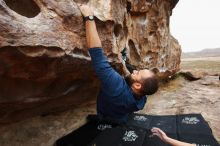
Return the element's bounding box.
[79,5,101,48]
[78,5,124,95]
[151,128,196,146]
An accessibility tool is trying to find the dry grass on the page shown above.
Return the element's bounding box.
[181,57,220,73]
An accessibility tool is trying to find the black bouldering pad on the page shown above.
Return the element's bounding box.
[143,130,177,146]
[89,126,146,146]
[56,114,219,146]
[126,114,177,134]
[177,114,212,135]
[56,120,118,146]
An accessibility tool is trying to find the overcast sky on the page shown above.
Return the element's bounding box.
[170,0,220,52]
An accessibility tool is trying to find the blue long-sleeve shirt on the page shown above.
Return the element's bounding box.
[89,48,147,123]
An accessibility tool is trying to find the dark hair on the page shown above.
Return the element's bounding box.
[139,75,159,96]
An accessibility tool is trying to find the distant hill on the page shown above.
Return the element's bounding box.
[182,48,220,58]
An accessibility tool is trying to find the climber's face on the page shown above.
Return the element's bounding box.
[131,69,154,82]
[125,69,154,89]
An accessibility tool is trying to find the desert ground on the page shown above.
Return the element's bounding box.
[144,56,220,143]
[0,57,219,146]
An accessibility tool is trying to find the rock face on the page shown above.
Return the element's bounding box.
[179,71,208,81]
[0,0,180,123]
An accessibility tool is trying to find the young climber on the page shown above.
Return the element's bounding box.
[79,5,159,123]
[151,128,196,146]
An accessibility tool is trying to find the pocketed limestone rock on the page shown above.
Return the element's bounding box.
[0,0,180,123]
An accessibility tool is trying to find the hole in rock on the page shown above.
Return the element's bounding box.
[113,24,122,37]
[146,0,154,3]
[149,31,156,36]
[74,0,89,3]
[4,0,40,18]
[127,1,131,13]
[128,39,141,65]
[123,26,128,38]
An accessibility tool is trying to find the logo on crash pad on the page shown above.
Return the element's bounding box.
[182,117,200,124]
[133,115,147,122]
[122,130,138,142]
[97,124,112,131]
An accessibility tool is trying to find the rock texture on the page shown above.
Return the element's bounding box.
[0,0,180,123]
[179,71,208,81]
